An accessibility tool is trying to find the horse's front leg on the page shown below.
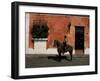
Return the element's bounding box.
[58,52,61,57]
[62,48,65,55]
[62,52,64,55]
[69,51,72,61]
[57,49,61,57]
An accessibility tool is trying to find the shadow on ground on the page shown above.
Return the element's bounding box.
[25,54,89,68]
[48,55,71,62]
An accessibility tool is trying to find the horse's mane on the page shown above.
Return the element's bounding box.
[54,40,63,46]
[55,40,72,47]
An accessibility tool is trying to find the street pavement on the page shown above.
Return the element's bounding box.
[25,54,89,68]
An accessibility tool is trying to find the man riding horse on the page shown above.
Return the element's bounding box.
[53,35,73,61]
[63,35,68,51]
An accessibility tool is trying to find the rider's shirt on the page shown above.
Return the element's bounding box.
[63,37,68,44]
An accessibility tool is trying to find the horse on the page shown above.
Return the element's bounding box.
[53,40,73,61]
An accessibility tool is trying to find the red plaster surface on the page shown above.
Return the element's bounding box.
[27,13,89,49]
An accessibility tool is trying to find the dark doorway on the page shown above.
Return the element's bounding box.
[75,26,84,55]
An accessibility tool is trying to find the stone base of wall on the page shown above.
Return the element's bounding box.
[26,48,89,55]
[26,40,89,55]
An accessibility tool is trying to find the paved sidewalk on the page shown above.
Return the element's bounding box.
[25,54,89,68]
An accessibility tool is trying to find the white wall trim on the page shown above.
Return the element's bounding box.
[26,48,89,55]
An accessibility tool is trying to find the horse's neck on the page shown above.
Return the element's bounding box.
[57,41,62,47]
[56,41,59,47]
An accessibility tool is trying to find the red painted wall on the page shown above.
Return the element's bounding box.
[28,13,89,49]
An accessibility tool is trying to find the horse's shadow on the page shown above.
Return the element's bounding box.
[48,55,72,62]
